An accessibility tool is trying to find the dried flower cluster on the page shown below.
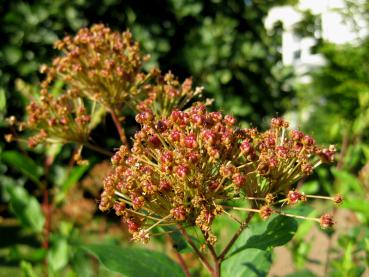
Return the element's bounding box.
[46,24,148,113]
[100,103,338,243]
[236,117,336,200]
[23,24,201,147]
[10,23,341,247]
[100,103,242,243]
[26,91,92,146]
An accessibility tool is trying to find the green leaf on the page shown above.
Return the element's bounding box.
[61,163,90,192]
[84,244,185,277]
[0,88,6,116]
[20,260,38,277]
[48,237,69,273]
[6,184,45,233]
[2,151,44,186]
[71,248,93,277]
[229,215,298,257]
[331,168,363,194]
[222,248,272,277]
[285,269,316,277]
[3,46,22,65]
[342,198,369,217]
[159,226,201,254]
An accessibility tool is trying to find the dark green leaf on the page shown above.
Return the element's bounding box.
[2,151,44,186]
[222,248,272,277]
[84,244,185,277]
[6,184,45,233]
[229,215,298,257]
[160,226,195,253]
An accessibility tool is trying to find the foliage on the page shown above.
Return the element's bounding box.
[1,0,295,124]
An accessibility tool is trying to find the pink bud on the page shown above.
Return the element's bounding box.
[176,165,190,179]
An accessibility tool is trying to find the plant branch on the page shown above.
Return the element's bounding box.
[167,235,191,277]
[178,225,214,275]
[218,212,254,261]
[110,110,128,145]
[201,230,220,277]
[84,142,113,156]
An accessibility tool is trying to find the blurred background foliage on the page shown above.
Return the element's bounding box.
[1,0,369,276]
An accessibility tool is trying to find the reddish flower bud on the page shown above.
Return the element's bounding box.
[232,173,246,187]
[187,152,200,163]
[184,133,197,148]
[319,146,336,163]
[159,180,172,191]
[171,206,186,221]
[302,135,315,146]
[161,151,174,164]
[220,164,236,177]
[240,140,253,154]
[171,130,181,142]
[334,194,343,204]
[142,180,157,194]
[265,137,275,147]
[224,115,236,126]
[290,130,304,141]
[260,206,273,220]
[271,117,284,128]
[148,135,161,148]
[156,120,167,133]
[320,214,334,229]
[301,163,313,175]
[176,165,190,179]
[202,130,216,145]
[192,114,204,125]
[135,110,153,124]
[114,202,126,215]
[209,180,220,190]
[276,146,288,158]
[131,194,145,209]
[287,190,303,204]
[210,112,222,122]
[127,219,140,233]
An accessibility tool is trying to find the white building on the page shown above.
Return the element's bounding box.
[265,0,368,81]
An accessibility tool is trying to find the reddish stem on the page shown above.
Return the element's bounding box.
[178,225,214,275]
[110,110,128,145]
[218,212,254,261]
[168,235,191,277]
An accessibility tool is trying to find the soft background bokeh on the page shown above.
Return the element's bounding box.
[0,0,368,276]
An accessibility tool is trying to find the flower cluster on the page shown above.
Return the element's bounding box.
[26,90,92,147]
[136,71,204,117]
[236,117,336,200]
[100,105,338,243]
[23,24,201,147]
[44,24,149,114]
[100,103,243,243]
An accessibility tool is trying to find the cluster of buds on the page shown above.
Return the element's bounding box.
[100,105,339,242]
[25,90,92,147]
[136,71,204,118]
[42,24,202,117]
[100,103,246,243]
[22,24,201,147]
[45,24,149,114]
[237,117,336,199]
